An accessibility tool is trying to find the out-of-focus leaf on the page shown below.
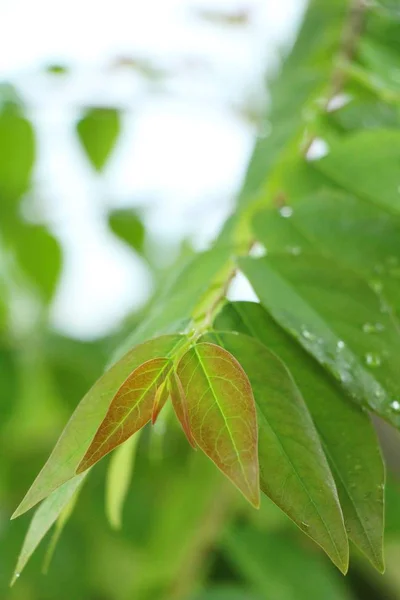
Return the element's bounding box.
[12,335,184,518]
[76,107,120,172]
[11,474,85,585]
[313,130,400,215]
[177,342,260,509]
[169,371,196,449]
[216,302,385,571]
[240,256,400,429]
[105,432,141,530]
[78,357,171,473]
[42,478,83,573]
[0,344,18,423]
[223,527,354,600]
[13,223,62,303]
[108,209,145,255]
[192,588,263,600]
[46,64,69,75]
[0,104,35,206]
[204,331,348,573]
[113,247,231,358]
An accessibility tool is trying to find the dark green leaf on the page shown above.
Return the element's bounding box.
[12,335,184,518]
[240,255,400,429]
[216,302,385,571]
[203,331,348,573]
[76,107,120,172]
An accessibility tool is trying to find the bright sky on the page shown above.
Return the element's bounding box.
[0,0,305,339]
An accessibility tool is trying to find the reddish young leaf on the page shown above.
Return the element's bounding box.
[77,358,170,473]
[151,379,170,424]
[177,342,260,508]
[169,372,196,449]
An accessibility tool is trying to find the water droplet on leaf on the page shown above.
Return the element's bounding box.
[364,352,382,368]
[279,206,293,218]
[390,400,400,412]
[362,322,385,334]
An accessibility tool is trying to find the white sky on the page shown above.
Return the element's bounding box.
[0,0,305,339]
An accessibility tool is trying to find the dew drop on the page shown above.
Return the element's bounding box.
[390,400,400,412]
[336,340,345,350]
[364,352,382,368]
[279,206,293,218]
[15,573,20,579]
[301,521,309,529]
[362,322,385,334]
[301,328,316,341]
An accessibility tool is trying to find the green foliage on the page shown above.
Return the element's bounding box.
[7,0,400,597]
[76,107,121,171]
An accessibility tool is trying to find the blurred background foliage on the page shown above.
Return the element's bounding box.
[1,0,400,598]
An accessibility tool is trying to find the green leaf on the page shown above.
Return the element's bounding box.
[76,107,120,172]
[312,130,400,215]
[253,190,400,318]
[42,478,83,573]
[177,342,260,508]
[192,588,263,600]
[13,223,62,303]
[0,104,35,206]
[204,331,348,573]
[11,474,86,585]
[240,255,400,429]
[105,432,141,530]
[12,335,184,518]
[77,357,172,473]
[215,302,385,572]
[223,526,354,600]
[108,209,145,255]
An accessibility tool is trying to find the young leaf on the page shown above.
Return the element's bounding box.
[152,378,170,424]
[12,335,184,518]
[177,342,260,508]
[76,107,120,172]
[169,371,196,449]
[105,432,141,530]
[240,255,400,429]
[11,474,86,585]
[77,357,171,473]
[108,209,145,255]
[215,302,385,572]
[203,331,349,573]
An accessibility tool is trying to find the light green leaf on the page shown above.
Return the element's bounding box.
[223,526,354,600]
[108,209,145,255]
[76,107,120,171]
[204,330,348,573]
[11,474,86,585]
[313,130,400,215]
[240,255,400,429]
[177,342,260,508]
[105,432,141,530]
[216,302,385,572]
[0,104,35,206]
[42,478,83,573]
[77,357,171,473]
[12,335,184,518]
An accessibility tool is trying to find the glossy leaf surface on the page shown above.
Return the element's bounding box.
[169,371,196,448]
[216,302,385,571]
[77,357,171,472]
[177,342,260,508]
[152,379,170,424]
[240,256,400,429]
[204,331,348,573]
[13,335,183,518]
